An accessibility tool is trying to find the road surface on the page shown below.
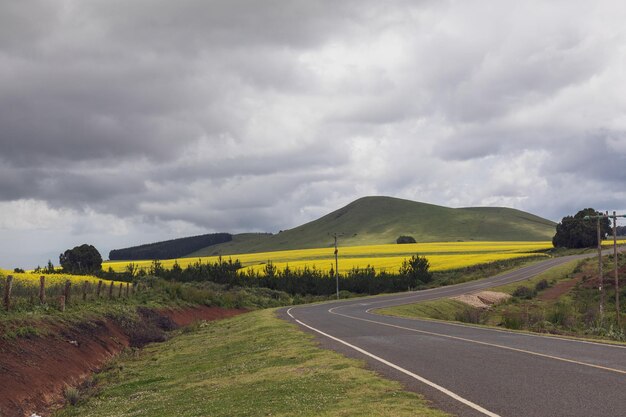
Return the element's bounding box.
[282,254,626,417]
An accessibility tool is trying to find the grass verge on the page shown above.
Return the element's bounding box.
[377,260,581,323]
[378,258,626,342]
[54,309,450,417]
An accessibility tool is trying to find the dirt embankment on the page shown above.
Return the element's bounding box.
[0,306,246,417]
[451,290,511,308]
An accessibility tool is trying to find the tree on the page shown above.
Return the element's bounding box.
[396,235,417,244]
[552,208,611,248]
[59,244,103,274]
[399,254,432,286]
[45,260,56,274]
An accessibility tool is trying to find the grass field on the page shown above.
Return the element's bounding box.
[54,309,449,417]
[103,241,553,274]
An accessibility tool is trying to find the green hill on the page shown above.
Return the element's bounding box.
[188,196,556,257]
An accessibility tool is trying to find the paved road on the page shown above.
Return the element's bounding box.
[283,254,626,417]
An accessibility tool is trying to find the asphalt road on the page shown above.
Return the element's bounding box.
[282,253,626,417]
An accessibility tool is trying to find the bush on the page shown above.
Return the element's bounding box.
[399,255,432,286]
[512,286,536,299]
[64,385,81,406]
[454,307,484,324]
[396,236,416,244]
[534,279,549,292]
[501,310,524,330]
[548,301,576,328]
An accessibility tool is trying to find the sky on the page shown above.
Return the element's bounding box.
[1,0,626,268]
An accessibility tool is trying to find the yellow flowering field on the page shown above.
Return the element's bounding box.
[243,252,548,274]
[0,270,113,287]
[103,241,553,274]
[603,239,626,246]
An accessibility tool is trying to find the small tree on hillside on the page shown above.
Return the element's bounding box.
[552,208,611,248]
[399,254,432,286]
[59,244,103,274]
[396,235,417,244]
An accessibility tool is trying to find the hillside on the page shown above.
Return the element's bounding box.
[188,196,556,257]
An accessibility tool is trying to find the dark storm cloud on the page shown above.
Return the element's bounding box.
[1,0,626,267]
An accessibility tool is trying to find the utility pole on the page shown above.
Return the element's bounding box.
[330,233,343,300]
[613,211,620,328]
[585,211,626,326]
[610,211,626,328]
[597,215,604,323]
[585,212,608,323]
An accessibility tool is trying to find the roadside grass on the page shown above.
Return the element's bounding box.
[54,309,450,417]
[428,255,547,288]
[490,260,582,295]
[377,260,581,323]
[377,257,626,342]
[378,299,467,322]
[0,279,301,340]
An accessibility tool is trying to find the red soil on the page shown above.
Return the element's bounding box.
[0,306,247,417]
[538,276,582,301]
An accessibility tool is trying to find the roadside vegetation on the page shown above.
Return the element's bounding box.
[0,270,318,337]
[379,255,626,342]
[53,309,450,417]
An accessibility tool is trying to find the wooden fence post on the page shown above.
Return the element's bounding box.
[39,276,46,304]
[118,283,123,298]
[97,280,103,298]
[59,295,65,312]
[4,275,13,311]
[64,280,72,305]
[108,281,114,299]
[82,281,89,301]
[125,283,129,297]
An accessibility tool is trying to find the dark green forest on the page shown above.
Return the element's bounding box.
[109,233,232,261]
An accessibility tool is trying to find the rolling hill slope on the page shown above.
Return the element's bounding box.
[188,196,556,257]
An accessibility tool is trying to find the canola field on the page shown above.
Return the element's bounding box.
[103,241,554,274]
[0,269,114,287]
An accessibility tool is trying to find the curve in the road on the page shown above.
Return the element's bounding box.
[284,252,626,417]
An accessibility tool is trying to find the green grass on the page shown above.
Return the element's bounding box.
[377,258,626,342]
[378,260,582,322]
[378,299,467,321]
[0,279,301,339]
[490,261,581,294]
[54,309,450,417]
[189,196,556,257]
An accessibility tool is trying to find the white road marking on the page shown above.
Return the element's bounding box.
[327,308,626,375]
[286,307,501,417]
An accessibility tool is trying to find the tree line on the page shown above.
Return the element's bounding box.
[108,233,233,261]
[112,255,433,296]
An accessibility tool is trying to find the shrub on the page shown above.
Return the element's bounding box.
[501,310,524,330]
[64,385,80,406]
[548,301,576,328]
[534,279,549,292]
[512,286,536,299]
[454,307,483,324]
[399,255,432,286]
[396,236,417,244]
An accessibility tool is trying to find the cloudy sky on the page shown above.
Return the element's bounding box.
[2,0,626,267]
